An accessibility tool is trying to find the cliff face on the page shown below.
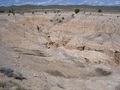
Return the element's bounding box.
[0,12,120,90]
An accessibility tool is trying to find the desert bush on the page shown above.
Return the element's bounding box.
[8,9,16,15]
[117,16,119,18]
[72,14,74,18]
[37,26,39,30]
[9,10,12,13]
[62,17,64,20]
[0,10,5,13]
[50,20,53,22]
[9,10,14,13]
[59,20,62,23]
[98,9,102,13]
[45,11,47,14]
[75,9,80,14]
[57,10,60,13]
[48,36,50,38]
[32,11,34,14]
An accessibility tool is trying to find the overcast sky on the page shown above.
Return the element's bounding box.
[0,0,120,6]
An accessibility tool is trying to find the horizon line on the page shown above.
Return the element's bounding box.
[1,4,120,7]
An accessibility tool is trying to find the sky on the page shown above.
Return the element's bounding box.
[0,0,120,6]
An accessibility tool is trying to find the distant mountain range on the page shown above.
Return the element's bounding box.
[0,5,120,13]
[0,0,120,6]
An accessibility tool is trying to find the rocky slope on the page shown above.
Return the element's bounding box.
[0,12,120,90]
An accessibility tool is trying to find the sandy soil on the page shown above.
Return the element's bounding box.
[0,11,120,90]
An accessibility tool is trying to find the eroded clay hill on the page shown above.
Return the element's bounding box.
[0,12,120,90]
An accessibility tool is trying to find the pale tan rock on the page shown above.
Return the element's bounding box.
[0,12,120,90]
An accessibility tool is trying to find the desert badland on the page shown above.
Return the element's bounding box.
[0,6,120,90]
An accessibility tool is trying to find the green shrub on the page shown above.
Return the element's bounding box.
[45,11,47,14]
[98,9,102,13]
[9,10,14,13]
[9,10,12,13]
[62,17,64,20]
[57,10,60,13]
[75,9,80,14]
[59,20,62,23]
[0,10,5,13]
[8,9,16,15]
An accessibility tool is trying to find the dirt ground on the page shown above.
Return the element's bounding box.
[0,11,120,90]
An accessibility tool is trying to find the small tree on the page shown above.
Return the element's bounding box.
[75,9,80,14]
[98,9,102,13]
